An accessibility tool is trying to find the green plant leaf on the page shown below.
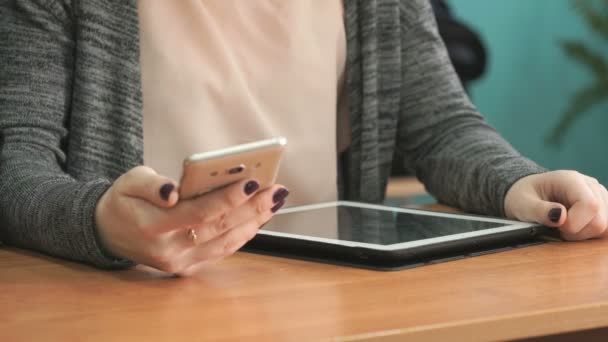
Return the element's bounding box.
[573,0,608,40]
[546,83,608,145]
[561,40,608,82]
[602,0,608,18]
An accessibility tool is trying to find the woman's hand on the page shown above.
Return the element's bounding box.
[95,166,289,275]
[504,170,607,241]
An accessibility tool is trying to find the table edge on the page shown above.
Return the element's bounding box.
[338,300,608,341]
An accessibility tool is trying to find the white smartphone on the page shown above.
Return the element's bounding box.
[179,137,287,200]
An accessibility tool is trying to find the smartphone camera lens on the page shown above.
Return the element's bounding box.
[228,164,245,174]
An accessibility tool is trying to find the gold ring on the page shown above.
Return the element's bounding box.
[187,228,198,244]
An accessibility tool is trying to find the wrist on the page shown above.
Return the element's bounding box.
[504,173,544,220]
[504,174,533,219]
[93,189,124,260]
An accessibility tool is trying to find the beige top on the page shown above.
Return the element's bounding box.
[139,0,349,206]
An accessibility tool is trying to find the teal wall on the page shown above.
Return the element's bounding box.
[450,0,608,184]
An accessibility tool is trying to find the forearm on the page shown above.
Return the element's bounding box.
[409,117,546,216]
[0,1,133,268]
[397,0,546,216]
[0,149,132,268]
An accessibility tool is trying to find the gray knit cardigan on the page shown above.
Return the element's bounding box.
[0,0,544,268]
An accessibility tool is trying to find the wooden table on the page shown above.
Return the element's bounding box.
[385,177,427,199]
[2,226,608,341]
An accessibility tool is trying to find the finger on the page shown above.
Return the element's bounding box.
[154,178,261,233]
[562,219,606,241]
[181,211,272,265]
[221,185,289,230]
[116,166,178,208]
[601,184,608,238]
[514,194,567,228]
[561,181,608,241]
[169,190,283,252]
[177,185,287,246]
[559,178,601,235]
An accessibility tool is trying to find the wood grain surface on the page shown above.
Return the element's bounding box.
[2,219,608,341]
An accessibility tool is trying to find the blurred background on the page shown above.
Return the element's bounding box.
[451,0,608,184]
[388,0,608,204]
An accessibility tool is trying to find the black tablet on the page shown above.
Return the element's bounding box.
[243,201,549,271]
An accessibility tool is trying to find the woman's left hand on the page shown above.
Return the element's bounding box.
[504,170,608,241]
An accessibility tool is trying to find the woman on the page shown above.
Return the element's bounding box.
[1,0,605,276]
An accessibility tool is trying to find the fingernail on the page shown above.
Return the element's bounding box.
[548,208,562,223]
[244,180,260,195]
[159,183,175,201]
[271,200,285,213]
[272,188,290,203]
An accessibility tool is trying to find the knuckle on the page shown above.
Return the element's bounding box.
[224,192,243,209]
[254,198,267,215]
[124,166,145,181]
[131,165,146,173]
[133,165,154,175]
[115,173,132,188]
[211,214,229,235]
[572,170,583,177]
[588,199,601,215]
[561,170,580,180]
[218,213,229,230]
[195,209,210,223]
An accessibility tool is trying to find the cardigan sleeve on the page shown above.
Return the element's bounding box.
[396,0,546,216]
[0,0,133,268]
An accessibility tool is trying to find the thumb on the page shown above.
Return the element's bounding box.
[116,166,179,208]
[518,197,567,228]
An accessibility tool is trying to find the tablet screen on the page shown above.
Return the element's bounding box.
[262,202,522,246]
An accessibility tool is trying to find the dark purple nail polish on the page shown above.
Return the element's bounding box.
[271,200,285,213]
[159,183,174,201]
[272,188,290,203]
[244,180,260,195]
[548,208,562,223]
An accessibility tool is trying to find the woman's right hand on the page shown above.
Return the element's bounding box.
[94,166,289,276]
